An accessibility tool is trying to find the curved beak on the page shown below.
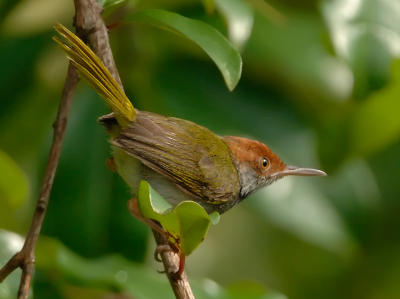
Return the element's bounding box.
[277,165,327,177]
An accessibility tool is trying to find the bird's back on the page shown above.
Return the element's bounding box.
[102,111,242,213]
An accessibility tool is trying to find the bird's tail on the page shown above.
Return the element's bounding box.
[53,23,135,128]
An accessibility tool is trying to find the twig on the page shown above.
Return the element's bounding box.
[0,1,111,298]
[128,197,195,298]
[152,231,195,299]
[75,1,196,296]
[73,0,123,89]
[0,59,79,298]
[0,0,195,297]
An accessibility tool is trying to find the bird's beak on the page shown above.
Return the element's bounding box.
[276,165,327,177]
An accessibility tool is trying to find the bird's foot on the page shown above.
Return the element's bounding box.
[128,198,186,276]
[154,244,185,277]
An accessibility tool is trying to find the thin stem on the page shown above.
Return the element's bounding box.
[127,198,195,298]
[152,231,195,299]
[0,0,195,297]
[0,62,79,299]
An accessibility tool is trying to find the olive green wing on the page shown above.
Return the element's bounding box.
[111,111,241,204]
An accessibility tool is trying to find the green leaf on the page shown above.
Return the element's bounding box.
[175,201,211,255]
[322,0,400,98]
[137,180,214,255]
[351,60,400,156]
[0,230,26,299]
[126,9,242,91]
[215,0,254,49]
[137,181,179,239]
[0,149,28,208]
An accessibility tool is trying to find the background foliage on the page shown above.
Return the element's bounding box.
[1,0,400,298]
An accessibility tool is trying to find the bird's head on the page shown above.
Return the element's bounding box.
[223,136,326,198]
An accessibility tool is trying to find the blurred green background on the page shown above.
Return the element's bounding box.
[1,0,400,298]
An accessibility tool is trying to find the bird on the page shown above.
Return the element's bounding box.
[53,23,326,216]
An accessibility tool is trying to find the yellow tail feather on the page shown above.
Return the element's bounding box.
[53,23,135,128]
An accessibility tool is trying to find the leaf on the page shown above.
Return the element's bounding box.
[351,60,400,156]
[322,0,400,98]
[137,180,215,255]
[0,149,28,208]
[126,9,242,91]
[175,201,211,255]
[215,0,254,49]
[137,181,179,239]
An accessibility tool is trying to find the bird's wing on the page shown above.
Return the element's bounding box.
[111,111,241,204]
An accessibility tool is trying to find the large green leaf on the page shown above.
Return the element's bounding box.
[137,180,217,256]
[174,200,211,255]
[126,9,242,91]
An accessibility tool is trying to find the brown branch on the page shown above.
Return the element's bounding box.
[0,61,79,298]
[0,1,110,298]
[127,199,195,298]
[1,0,194,298]
[152,231,195,299]
[75,1,195,296]
[73,0,123,89]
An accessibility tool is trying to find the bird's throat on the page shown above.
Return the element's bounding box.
[229,155,262,199]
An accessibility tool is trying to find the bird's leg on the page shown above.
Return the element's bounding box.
[154,243,186,277]
[127,198,186,276]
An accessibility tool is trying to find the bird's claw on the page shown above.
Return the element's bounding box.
[153,244,185,277]
[154,244,171,262]
[128,198,186,276]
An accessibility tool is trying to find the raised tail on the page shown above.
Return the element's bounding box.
[53,23,135,128]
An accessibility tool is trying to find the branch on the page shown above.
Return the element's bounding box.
[127,199,195,298]
[0,58,79,298]
[1,1,194,298]
[74,1,195,297]
[152,231,195,299]
[0,1,111,298]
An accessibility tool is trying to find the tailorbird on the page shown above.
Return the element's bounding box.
[53,24,326,215]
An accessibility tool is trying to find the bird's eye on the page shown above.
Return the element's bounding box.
[261,158,269,168]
